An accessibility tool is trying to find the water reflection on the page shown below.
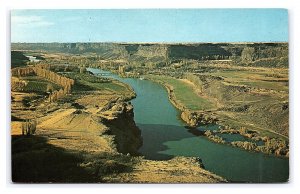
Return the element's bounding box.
[87,67,288,183]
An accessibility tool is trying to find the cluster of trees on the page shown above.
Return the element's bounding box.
[11,77,27,91]
[37,64,51,69]
[21,119,37,136]
[33,66,74,102]
[205,128,261,152]
[11,67,35,76]
[241,47,257,63]
[231,141,257,151]
[263,138,289,156]
[34,66,74,93]
[12,65,75,102]
[48,88,68,102]
[217,125,289,157]
[118,66,125,76]
[204,130,226,144]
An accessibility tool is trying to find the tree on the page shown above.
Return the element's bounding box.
[241,47,257,63]
[21,119,37,136]
[46,83,54,93]
[80,66,87,74]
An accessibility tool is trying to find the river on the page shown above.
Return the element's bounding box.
[26,55,41,62]
[88,68,289,183]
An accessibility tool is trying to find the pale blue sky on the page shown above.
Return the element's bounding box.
[11,9,288,43]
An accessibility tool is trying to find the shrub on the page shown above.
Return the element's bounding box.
[46,83,54,93]
[21,119,37,136]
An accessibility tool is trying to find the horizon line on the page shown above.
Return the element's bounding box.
[11,41,289,44]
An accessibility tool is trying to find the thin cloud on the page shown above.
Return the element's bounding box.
[11,15,54,27]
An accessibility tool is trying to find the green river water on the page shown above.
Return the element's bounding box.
[88,68,289,183]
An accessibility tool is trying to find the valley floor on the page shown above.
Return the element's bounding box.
[145,67,289,157]
[11,70,226,183]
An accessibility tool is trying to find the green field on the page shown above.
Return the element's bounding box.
[235,80,288,91]
[147,75,215,111]
[202,70,288,92]
[22,76,62,93]
[78,81,130,93]
[66,72,133,95]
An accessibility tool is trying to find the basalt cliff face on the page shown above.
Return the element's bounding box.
[101,102,142,155]
[12,42,288,67]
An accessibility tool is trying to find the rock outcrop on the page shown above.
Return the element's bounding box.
[181,110,218,127]
[12,42,288,68]
[181,111,198,127]
[101,102,142,155]
[104,156,227,183]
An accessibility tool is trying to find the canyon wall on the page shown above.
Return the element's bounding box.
[12,42,288,67]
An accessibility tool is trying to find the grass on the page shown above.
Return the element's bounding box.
[22,76,62,93]
[88,81,127,93]
[216,112,288,141]
[146,71,288,138]
[202,69,288,92]
[207,69,289,138]
[235,80,288,92]
[147,75,215,111]
[66,72,133,95]
[11,135,135,183]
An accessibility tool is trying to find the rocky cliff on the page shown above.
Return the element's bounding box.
[101,102,142,155]
[12,42,288,67]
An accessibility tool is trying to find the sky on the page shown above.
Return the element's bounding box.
[11,9,288,43]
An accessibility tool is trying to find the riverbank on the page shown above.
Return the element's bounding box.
[145,74,289,158]
[11,68,227,183]
[145,75,218,126]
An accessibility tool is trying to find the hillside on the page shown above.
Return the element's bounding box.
[12,42,288,68]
